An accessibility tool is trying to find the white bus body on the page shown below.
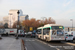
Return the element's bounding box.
[37,24,65,41]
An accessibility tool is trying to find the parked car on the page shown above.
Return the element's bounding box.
[31,31,36,38]
[26,31,36,38]
[67,31,75,42]
[65,34,73,41]
[25,32,28,36]
[27,31,32,36]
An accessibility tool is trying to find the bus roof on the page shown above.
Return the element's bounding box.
[44,24,62,27]
[37,24,63,29]
[37,27,43,29]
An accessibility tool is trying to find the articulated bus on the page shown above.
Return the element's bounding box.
[37,24,65,41]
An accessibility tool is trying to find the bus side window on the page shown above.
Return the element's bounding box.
[43,28,47,35]
[46,28,50,35]
[43,28,50,35]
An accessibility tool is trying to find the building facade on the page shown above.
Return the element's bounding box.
[20,15,29,23]
[0,21,3,26]
[3,16,9,24]
[3,9,29,28]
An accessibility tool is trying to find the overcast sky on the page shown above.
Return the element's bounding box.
[0,0,75,27]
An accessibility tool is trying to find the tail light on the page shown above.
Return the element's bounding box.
[66,37,68,38]
[21,34,22,35]
[63,37,64,39]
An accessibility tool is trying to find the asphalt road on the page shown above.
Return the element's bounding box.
[1,36,75,50]
[22,38,56,50]
[21,37,75,50]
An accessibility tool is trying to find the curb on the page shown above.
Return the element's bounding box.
[21,39,26,50]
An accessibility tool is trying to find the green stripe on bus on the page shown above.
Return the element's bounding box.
[63,27,64,29]
[37,26,64,30]
[43,27,51,29]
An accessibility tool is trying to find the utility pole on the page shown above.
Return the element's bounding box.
[16,10,20,39]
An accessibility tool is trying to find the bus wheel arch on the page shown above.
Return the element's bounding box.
[40,36,41,39]
[46,37,48,41]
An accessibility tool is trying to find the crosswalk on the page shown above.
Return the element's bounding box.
[25,40,35,41]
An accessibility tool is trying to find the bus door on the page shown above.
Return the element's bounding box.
[51,30,57,40]
[43,28,50,40]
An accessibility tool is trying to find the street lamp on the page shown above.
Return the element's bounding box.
[70,19,73,31]
[16,10,20,39]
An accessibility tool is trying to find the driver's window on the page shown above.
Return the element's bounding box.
[52,30,56,35]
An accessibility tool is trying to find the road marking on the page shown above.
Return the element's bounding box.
[43,42,47,44]
[28,40,31,41]
[66,42,75,46]
[35,39,60,50]
[56,48,60,50]
[25,47,27,50]
[48,44,52,47]
[32,40,35,41]
[25,40,35,41]
[25,40,28,41]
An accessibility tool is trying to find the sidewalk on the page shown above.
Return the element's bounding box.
[0,37,21,50]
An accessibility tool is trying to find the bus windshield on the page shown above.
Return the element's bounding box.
[51,26,63,30]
